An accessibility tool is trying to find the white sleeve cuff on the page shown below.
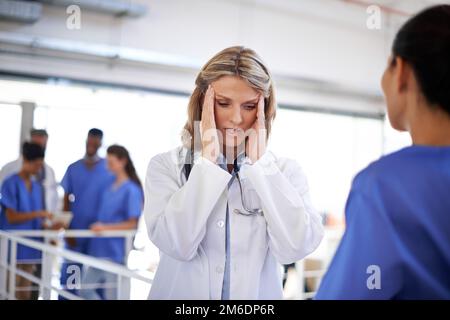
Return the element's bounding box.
[240,151,279,178]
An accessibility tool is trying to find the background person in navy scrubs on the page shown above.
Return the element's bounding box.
[316,5,450,299]
[59,128,113,298]
[80,145,143,300]
[0,142,52,300]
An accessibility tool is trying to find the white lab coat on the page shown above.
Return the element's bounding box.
[0,157,59,213]
[144,146,324,300]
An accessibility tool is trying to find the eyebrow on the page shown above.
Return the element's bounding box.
[215,94,259,104]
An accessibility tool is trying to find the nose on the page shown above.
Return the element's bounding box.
[229,105,243,125]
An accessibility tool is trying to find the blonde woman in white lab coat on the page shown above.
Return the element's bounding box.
[144,46,324,300]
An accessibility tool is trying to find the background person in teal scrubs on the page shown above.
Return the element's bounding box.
[59,128,113,298]
[316,5,450,300]
[80,145,143,300]
[0,142,52,300]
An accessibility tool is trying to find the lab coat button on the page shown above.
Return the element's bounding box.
[216,266,223,273]
[233,209,240,214]
[217,220,225,228]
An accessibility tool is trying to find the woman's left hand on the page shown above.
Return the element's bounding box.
[246,95,267,163]
[90,223,106,233]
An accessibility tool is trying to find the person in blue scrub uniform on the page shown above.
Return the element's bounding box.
[0,142,52,300]
[59,128,113,298]
[316,5,450,300]
[80,145,143,300]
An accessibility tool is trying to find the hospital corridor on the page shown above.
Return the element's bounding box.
[0,0,449,307]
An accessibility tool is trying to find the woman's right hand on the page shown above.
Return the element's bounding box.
[201,85,221,163]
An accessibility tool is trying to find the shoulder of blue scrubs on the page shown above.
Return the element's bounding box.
[124,181,143,219]
[68,159,85,171]
[0,175,17,230]
[60,159,83,192]
[353,146,417,183]
[0,174,20,211]
[315,156,403,300]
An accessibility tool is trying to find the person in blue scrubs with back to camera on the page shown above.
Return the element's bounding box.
[59,128,113,298]
[0,142,52,300]
[316,5,450,300]
[80,145,143,300]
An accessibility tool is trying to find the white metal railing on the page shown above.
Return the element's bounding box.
[293,226,344,300]
[0,230,153,300]
[1,226,343,300]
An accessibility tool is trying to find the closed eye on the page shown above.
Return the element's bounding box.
[217,102,229,107]
[216,102,256,110]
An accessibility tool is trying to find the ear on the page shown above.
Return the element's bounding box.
[393,56,411,94]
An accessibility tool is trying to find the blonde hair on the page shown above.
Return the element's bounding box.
[181,46,277,150]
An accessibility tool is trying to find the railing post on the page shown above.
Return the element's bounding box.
[119,234,133,300]
[8,240,17,300]
[117,275,130,300]
[295,260,305,300]
[0,235,8,299]
[125,235,133,261]
[40,236,52,300]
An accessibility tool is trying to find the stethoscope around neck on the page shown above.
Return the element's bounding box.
[183,150,263,216]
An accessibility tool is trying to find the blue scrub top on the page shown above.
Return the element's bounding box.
[87,179,143,264]
[316,145,450,299]
[0,174,44,261]
[61,158,113,253]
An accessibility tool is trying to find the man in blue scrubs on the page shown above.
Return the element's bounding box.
[59,128,113,297]
[0,142,52,300]
[316,5,450,300]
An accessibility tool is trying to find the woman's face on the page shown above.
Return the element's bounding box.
[211,75,260,149]
[107,154,126,174]
[381,55,408,131]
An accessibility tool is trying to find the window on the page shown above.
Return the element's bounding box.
[270,108,384,218]
[0,103,22,167]
[33,86,188,182]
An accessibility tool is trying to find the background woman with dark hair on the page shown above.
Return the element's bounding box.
[316,5,450,299]
[80,144,143,300]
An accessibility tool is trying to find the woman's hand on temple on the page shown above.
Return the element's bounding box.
[201,85,221,164]
[246,95,267,163]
